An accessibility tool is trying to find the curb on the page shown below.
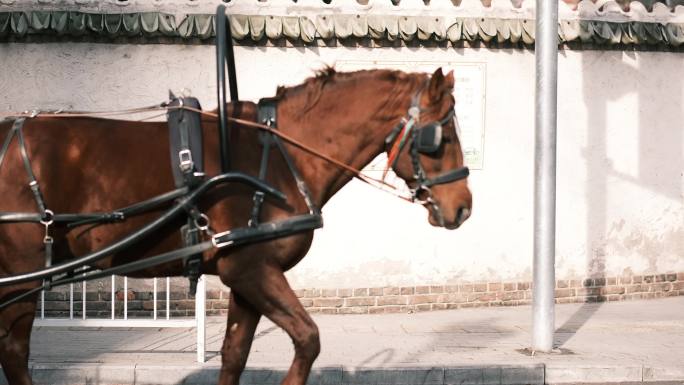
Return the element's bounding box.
[6,363,683,385]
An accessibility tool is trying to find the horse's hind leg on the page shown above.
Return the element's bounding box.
[218,291,261,385]
[229,263,320,385]
[0,290,38,385]
[0,230,44,385]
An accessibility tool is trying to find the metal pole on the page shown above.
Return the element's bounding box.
[153,277,158,320]
[166,277,170,320]
[69,283,74,320]
[195,275,206,363]
[124,276,128,320]
[82,274,86,320]
[111,275,115,320]
[532,0,558,352]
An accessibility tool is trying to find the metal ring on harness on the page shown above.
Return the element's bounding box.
[39,209,54,226]
[411,185,433,205]
[193,213,211,233]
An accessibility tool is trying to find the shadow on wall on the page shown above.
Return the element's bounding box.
[555,48,683,348]
[582,48,683,280]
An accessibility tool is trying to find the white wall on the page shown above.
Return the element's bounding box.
[1,43,682,288]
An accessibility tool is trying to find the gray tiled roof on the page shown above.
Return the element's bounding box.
[2,0,684,14]
[2,0,684,46]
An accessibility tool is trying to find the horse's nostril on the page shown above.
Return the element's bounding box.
[456,205,470,226]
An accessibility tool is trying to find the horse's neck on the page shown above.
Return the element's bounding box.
[278,75,414,208]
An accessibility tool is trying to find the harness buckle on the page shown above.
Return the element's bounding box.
[178,149,194,172]
[408,106,420,120]
[248,191,266,228]
[23,110,39,118]
[211,231,234,248]
[42,213,54,247]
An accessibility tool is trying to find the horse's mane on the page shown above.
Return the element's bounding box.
[275,65,337,100]
[274,66,418,113]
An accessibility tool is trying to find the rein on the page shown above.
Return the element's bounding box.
[175,106,411,200]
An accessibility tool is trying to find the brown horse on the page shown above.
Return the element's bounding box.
[0,67,472,385]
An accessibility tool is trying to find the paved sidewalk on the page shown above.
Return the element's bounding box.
[13,297,684,384]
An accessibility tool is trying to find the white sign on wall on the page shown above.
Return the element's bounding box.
[336,60,486,169]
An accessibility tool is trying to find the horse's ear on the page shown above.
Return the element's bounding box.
[444,70,455,90]
[428,68,445,99]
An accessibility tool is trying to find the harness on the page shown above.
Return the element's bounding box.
[0,5,324,308]
[0,101,324,306]
[167,93,207,296]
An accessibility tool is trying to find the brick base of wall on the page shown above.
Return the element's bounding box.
[297,272,684,314]
[38,289,229,318]
[37,272,684,318]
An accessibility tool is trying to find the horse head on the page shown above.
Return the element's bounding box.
[261,66,472,229]
[386,68,472,229]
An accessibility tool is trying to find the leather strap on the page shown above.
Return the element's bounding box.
[0,118,50,220]
[182,218,203,297]
[423,167,470,188]
[0,172,286,288]
[0,186,191,226]
[250,99,278,227]
[0,118,18,168]
[212,214,323,249]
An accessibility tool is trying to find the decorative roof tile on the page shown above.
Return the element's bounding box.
[1,0,684,46]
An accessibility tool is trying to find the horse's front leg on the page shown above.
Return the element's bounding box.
[218,291,261,385]
[228,263,320,385]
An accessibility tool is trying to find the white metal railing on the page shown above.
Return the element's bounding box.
[35,274,206,363]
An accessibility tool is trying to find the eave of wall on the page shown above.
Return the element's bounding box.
[1,0,684,47]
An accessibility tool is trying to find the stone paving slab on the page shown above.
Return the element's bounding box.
[2,297,682,384]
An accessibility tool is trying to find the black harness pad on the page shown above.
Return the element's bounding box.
[258,97,279,126]
[168,97,204,188]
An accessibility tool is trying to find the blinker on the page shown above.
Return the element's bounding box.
[415,122,443,154]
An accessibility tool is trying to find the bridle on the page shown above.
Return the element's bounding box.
[384,87,470,227]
